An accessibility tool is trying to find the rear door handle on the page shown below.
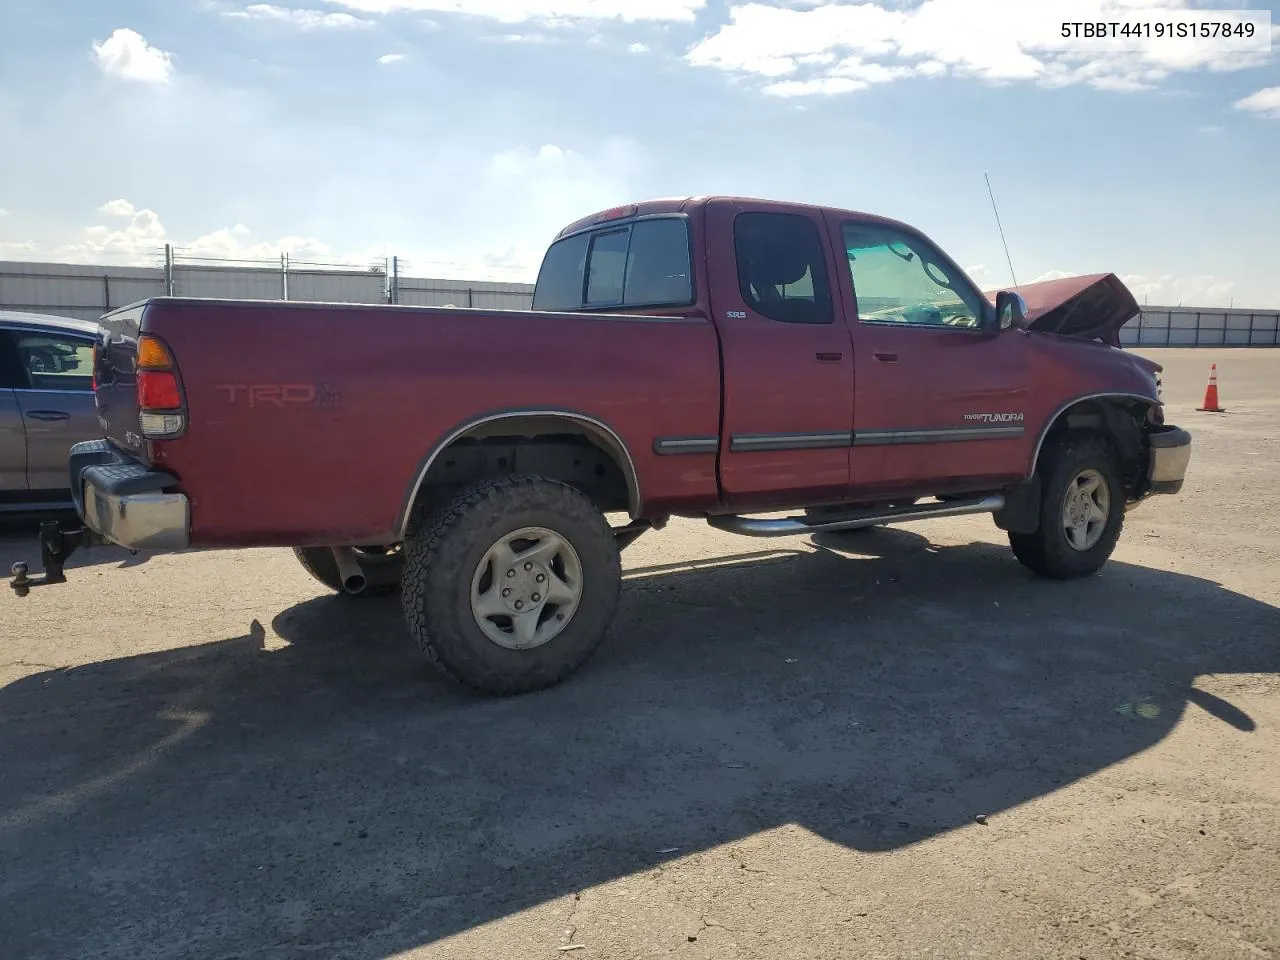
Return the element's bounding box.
[873,352,898,363]
[815,352,843,363]
[26,410,71,421]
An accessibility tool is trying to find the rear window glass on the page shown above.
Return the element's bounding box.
[533,217,693,311]
[531,233,590,313]
[586,229,629,305]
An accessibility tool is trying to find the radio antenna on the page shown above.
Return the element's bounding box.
[985,172,1019,289]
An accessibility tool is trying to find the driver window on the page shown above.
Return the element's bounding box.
[843,223,983,330]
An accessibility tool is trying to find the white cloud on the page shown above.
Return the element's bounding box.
[378,53,408,63]
[687,1,1276,98]
[1030,269,1073,283]
[92,29,174,84]
[0,209,9,218]
[764,77,868,97]
[1122,273,1238,308]
[321,0,704,23]
[627,42,649,53]
[99,199,137,218]
[0,144,637,280]
[225,4,372,29]
[1234,86,1280,118]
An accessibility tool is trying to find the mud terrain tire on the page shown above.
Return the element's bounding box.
[1009,434,1124,580]
[402,475,621,695]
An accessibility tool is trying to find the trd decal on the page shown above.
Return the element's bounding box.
[215,383,341,409]
[963,412,1025,424]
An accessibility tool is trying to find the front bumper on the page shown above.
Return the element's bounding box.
[1144,425,1192,497]
[69,440,190,551]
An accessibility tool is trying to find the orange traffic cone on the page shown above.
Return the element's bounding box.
[1197,363,1225,412]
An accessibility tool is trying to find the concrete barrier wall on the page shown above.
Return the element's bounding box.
[1119,308,1280,347]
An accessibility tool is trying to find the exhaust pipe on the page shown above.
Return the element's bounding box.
[331,547,368,595]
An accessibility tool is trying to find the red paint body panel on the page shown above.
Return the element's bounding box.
[93,195,1161,548]
[706,199,856,507]
[136,300,720,546]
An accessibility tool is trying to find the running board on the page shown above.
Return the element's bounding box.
[706,495,1006,538]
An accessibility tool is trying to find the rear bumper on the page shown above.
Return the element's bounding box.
[69,440,190,551]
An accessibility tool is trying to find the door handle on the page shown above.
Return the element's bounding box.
[26,410,71,421]
[815,352,843,362]
[873,352,898,363]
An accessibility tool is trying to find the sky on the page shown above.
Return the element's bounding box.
[0,0,1277,308]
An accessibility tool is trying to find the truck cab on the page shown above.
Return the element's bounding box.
[534,196,1179,514]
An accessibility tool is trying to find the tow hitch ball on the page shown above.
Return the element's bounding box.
[9,522,104,598]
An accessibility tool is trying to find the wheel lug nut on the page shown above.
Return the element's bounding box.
[515,600,524,610]
[502,588,512,598]
[506,569,515,578]
[524,562,533,571]
[536,574,546,583]
[532,593,541,602]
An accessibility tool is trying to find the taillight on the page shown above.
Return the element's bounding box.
[137,370,182,409]
[135,334,186,439]
[90,343,98,392]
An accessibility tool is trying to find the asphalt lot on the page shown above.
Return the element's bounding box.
[2,347,1277,960]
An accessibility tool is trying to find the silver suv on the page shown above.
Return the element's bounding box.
[1,311,104,515]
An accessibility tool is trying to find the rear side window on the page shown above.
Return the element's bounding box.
[13,332,95,392]
[533,217,693,311]
[734,212,834,325]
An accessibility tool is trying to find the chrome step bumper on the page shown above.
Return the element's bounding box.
[70,440,190,551]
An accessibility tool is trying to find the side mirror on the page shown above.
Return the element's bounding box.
[994,290,1028,331]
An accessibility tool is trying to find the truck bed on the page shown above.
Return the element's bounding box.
[102,299,722,546]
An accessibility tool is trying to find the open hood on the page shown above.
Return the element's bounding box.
[986,273,1139,347]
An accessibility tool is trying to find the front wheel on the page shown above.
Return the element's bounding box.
[402,474,621,695]
[1009,435,1124,579]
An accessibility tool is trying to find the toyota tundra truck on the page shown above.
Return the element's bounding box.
[10,196,1192,695]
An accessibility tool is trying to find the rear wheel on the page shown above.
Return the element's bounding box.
[1009,435,1124,579]
[293,545,404,598]
[402,474,621,695]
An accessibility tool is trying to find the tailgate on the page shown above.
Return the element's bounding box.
[93,302,152,463]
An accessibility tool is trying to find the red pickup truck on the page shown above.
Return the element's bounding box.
[13,196,1191,695]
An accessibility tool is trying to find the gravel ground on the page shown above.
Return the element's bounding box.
[2,347,1277,960]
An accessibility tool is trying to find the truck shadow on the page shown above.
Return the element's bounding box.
[0,529,1275,958]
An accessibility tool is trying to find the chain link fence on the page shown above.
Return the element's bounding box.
[2,254,1276,344]
[0,248,534,322]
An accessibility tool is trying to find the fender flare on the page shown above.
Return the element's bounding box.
[395,407,642,539]
[1026,392,1158,479]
